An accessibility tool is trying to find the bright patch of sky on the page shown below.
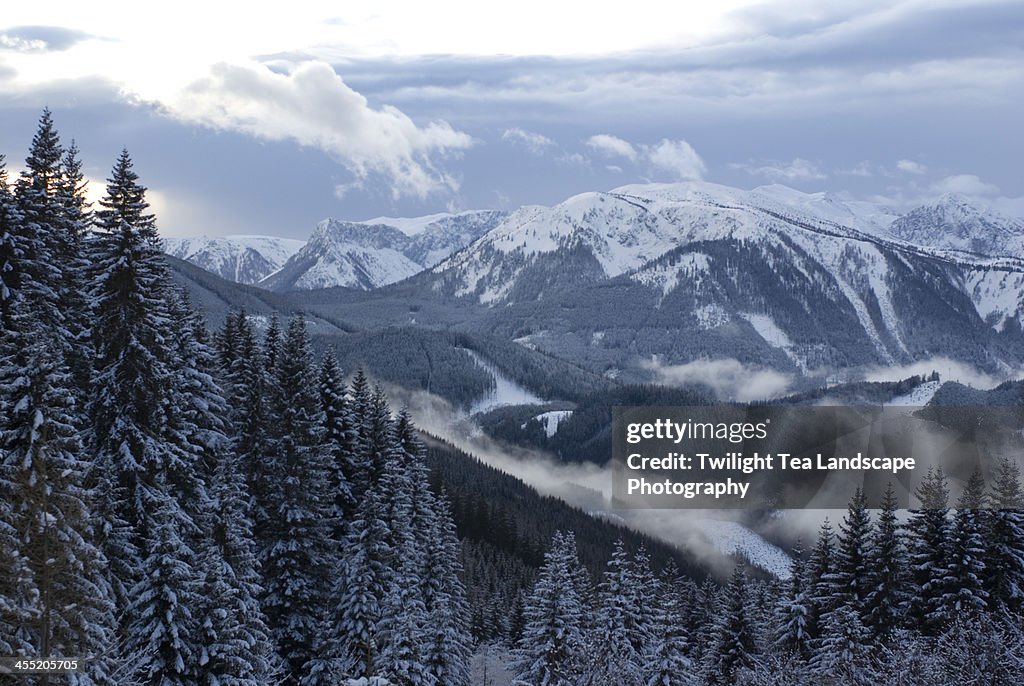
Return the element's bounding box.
[1,0,1021,238]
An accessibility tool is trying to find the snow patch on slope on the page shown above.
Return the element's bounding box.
[699,518,792,579]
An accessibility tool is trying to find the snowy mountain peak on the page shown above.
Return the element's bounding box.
[889,195,1024,256]
[162,234,304,285]
[259,210,507,292]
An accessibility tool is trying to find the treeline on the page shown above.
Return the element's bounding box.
[0,110,470,685]
[512,470,1024,685]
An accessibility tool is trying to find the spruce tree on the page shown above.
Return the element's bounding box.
[905,467,951,633]
[510,531,587,686]
[832,487,873,617]
[805,518,836,640]
[645,563,696,686]
[864,483,908,641]
[584,540,645,685]
[775,540,812,661]
[987,457,1024,613]
[703,565,756,686]
[260,315,335,684]
[944,469,989,615]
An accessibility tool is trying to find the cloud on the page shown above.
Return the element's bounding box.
[0,25,95,52]
[501,127,555,155]
[839,160,875,177]
[641,357,792,402]
[647,138,706,181]
[861,356,1010,390]
[732,157,827,182]
[930,173,1000,197]
[586,133,638,161]
[896,159,927,174]
[170,60,474,199]
[585,134,705,180]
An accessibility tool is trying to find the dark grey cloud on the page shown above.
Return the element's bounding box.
[0,25,96,52]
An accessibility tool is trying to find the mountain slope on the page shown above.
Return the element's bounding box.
[261,210,506,291]
[887,194,1024,257]
[427,181,1024,377]
[162,235,304,285]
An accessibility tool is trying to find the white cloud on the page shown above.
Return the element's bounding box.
[930,173,1000,197]
[586,134,638,161]
[840,160,874,177]
[502,127,555,155]
[169,60,474,199]
[896,158,927,174]
[647,138,706,181]
[861,356,1009,390]
[641,357,792,402]
[732,157,827,182]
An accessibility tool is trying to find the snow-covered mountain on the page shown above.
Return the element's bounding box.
[887,194,1024,257]
[162,235,304,285]
[261,210,506,291]
[428,181,1024,374]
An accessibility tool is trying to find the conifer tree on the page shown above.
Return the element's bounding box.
[987,457,1024,613]
[775,540,811,661]
[510,531,587,686]
[88,149,180,604]
[584,540,645,685]
[905,467,951,633]
[260,315,335,684]
[645,563,695,686]
[805,518,836,640]
[864,483,907,641]
[832,487,873,617]
[703,565,756,686]
[944,469,989,615]
[319,352,356,530]
[809,604,872,684]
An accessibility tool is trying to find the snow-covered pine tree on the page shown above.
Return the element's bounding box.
[582,540,645,685]
[126,481,203,686]
[0,154,26,328]
[805,518,836,641]
[55,140,95,397]
[831,487,873,618]
[87,148,181,605]
[88,150,219,683]
[864,483,908,642]
[218,310,273,544]
[0,330,119,685]
[333,480,391,680]
[419,491,472,686]
[377,428,431,685]
[702,565,756,686]
[12,109,68,347]
[170,303,277,686]
[644,562,696,686]
[510,531,587,686]
[905,467,951,634]
[260,315,336,684]
[196,431,279,686]
[774,540,812,661]
[986,457,1024,613]
[809,604,872,685]
[319,352,356,531]
[943,468,989,616]
[393,410,471,685]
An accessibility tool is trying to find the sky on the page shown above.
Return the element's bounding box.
[1,0,1022,238]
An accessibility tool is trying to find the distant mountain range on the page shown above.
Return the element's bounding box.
[162,235,304,285]
[163,182,1024,382]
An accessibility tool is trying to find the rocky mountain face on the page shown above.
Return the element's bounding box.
[161,235,305,285]
[259,210,507,291]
